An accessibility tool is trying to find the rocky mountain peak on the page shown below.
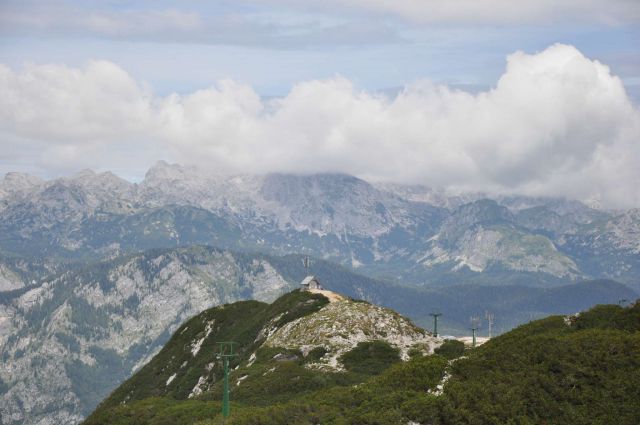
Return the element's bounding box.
[265,297,439,369]
[437,199,513,244]
[65,170,134,193]
[259,172,405,236]
[260,172,373,202]
[0,172,44,198]
[1,172,44,188]
[143,160,195,183]
[453,199,513,222]
[71,169,96,179]
[374,182,482,209]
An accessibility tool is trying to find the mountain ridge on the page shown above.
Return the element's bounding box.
[83,294,640,425]
[1,162,638,287]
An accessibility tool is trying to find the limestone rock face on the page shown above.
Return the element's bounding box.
[266,299,440,369]
[0,247,292,425]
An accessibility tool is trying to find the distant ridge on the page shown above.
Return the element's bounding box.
[0,163,638,288]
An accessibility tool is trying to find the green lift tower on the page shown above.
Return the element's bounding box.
[429,312,442,337]
[469,316,481,347]
[216,341,238,420]
[470,326,478,347]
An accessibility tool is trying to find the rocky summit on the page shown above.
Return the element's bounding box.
[264,297,438,369]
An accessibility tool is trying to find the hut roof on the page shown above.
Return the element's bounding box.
[300,275,318,286]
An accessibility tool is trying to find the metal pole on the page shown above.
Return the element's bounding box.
[222,357,230,418]
[434,315,438,337]
[471,328,477,347]
[429,313,442,337]
[217,342,237,421]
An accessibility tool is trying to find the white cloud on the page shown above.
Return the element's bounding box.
[0,44,639,207]
[0,61,151,141]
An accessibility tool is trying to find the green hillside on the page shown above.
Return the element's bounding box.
[85,288,440,424]
[84,293,640,425]
[88,290,330,411]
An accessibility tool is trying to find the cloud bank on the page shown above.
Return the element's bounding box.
[1,44,639,207]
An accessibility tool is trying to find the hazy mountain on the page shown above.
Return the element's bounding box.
[0,162,638,288]
[420,199,580,277]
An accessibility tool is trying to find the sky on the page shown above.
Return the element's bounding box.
[0,0,639,207]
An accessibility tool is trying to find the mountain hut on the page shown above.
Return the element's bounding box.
[300,275,322,291]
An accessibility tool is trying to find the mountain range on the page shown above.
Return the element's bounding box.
[1,161,638,288]
[0,162,639,424]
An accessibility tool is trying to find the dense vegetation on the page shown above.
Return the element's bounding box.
[85,300,640,425]
[433,339,466,360]
[339,340,400,375]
